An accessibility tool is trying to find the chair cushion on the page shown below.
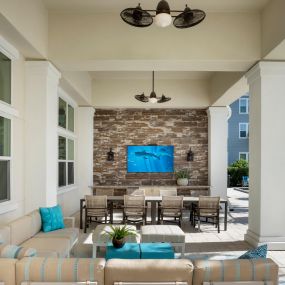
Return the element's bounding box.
[239,244,267,259]
[16,257,105,285]
[0,258,17,285]
[0,244,37,259]
[141,225,185,243]
[39,205,65,232]
[193,258,278,285]
[21,237,70,257]
[92,224,138,244]
[27,210,42,236]
[34,228,79,247]
[0,226,11,244]
[9,216,33,245]
[105,259,193,285]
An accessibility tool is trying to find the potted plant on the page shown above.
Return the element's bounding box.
[175,168,190,186]
[104,225,137,248]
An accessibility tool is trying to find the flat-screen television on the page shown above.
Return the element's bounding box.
[127,145,174,173]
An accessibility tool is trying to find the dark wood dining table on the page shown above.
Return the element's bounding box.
[79,196,228,231]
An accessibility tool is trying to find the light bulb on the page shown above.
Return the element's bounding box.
[149,97,158,104]
[154,13,172,28]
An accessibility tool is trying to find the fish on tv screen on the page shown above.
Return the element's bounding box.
[127,145,174,173]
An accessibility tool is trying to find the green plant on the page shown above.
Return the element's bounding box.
[104,225,137,240]
[228,159,249,187]
[175,168,190,179]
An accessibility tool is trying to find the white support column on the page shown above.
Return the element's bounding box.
[77,106,95,197]
[25,61,61,212]
[207,107,229,199]
[245,62,285,250]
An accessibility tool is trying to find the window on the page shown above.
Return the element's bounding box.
[239,152,249,161]
[239,98,249,114]
[58,136,74,188]
[58,97,74,132]
[0,52,11,104]
[239,123,249,138]
[0,116,11,202]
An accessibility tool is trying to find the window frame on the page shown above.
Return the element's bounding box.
[58,88,76,133]
[58,136,75,189]
[57,88,77,192]
[239,122,249,139]
[0,113,12,203]
[239,98,249,114]
[239,152,249,161]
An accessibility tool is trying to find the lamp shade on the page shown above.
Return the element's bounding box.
[154,13,172,27]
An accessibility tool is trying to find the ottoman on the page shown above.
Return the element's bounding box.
[140,243,174,259]
[106,243,140,260]
[141,225,185,257]
[92,224,139,257]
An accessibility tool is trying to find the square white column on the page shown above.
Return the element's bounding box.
[245,62,285,250]
[208,107,229,199]
[77,106,95,197]
[25,61,61,212]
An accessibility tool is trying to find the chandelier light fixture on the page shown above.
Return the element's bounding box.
[135,71,171,104]
[120,0,206,29]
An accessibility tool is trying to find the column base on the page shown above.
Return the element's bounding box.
[245,229,285,250]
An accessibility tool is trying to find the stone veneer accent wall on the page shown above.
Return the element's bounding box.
[94,109,208,186]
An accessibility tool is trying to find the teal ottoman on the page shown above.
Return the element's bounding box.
[140,243,174,259]
[106,243,140,260]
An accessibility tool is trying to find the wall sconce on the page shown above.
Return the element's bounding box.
[187,148,194,161]
[107,148,114,161]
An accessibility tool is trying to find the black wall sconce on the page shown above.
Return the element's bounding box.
[187,148,194,161]
[107,148,114,161]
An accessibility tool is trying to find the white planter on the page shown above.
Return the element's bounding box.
[177,178,189,186]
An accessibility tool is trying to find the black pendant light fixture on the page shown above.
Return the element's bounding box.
[120,1,206,29]
[135,71,171,104]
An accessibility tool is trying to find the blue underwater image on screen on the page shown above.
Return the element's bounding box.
[127,145,174,173]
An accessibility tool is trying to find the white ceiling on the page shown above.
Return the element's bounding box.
[43,0,269,13]
[90,71,212,80]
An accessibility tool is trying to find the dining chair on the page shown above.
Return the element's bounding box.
[159,189,177,196]
[192,196,220,233]
[130,189,145,196]
[84,195,109,233]
[95,188,114,196]
[123,195,146,225]
[159,196,184,227]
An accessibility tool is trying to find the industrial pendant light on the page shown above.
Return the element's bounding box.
[134,71,171,104]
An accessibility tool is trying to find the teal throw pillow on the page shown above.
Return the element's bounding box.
[39,205,65,232]
[238,244,267,259]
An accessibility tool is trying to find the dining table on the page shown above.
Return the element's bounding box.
[79,196,228,231]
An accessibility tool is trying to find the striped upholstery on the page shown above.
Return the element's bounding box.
[0,258,17,285]
[16,257,105,285]
[198,196,220,216]
[105,259,194,285]
[0,245,37,259]
[193,258,279,285]
[161,196,183,217]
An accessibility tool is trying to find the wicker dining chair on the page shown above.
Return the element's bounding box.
[159,196,184,227]
[192,196,220,233]
[95,188,114,196]
[159,189,177,196]
[84,195,109,233]
[123,195,146,225]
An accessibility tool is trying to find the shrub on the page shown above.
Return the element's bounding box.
[228,159,249,186]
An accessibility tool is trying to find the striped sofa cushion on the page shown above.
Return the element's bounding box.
[0,245,37,259]
[193,259,279,285]
[16,257,106,285]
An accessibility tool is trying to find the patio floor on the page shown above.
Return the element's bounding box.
[73,188,285,283]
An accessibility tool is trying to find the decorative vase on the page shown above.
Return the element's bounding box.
[112,237,125,248]
[177,178,189,186]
